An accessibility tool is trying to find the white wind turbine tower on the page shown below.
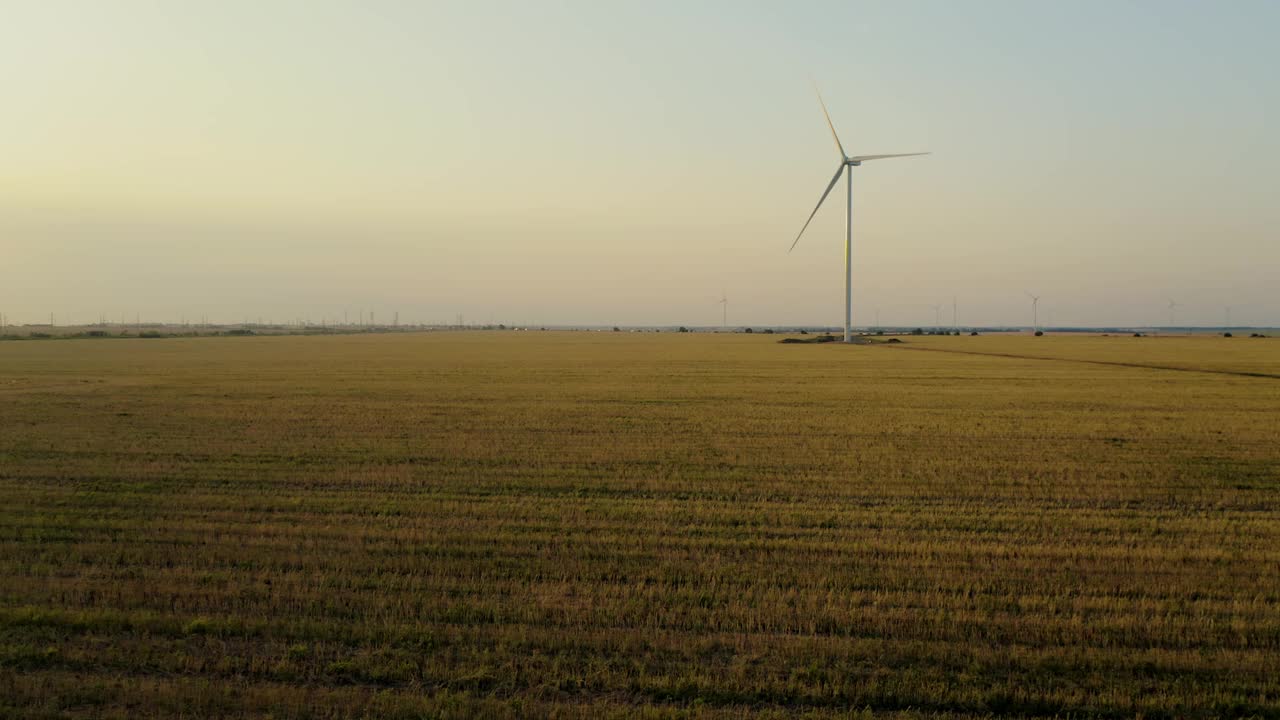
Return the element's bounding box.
[719,291,728,330]
[1224,304,1245,328]
[1167,299,1181,328]
[1025,292,1041,333]
[789,88,929,343]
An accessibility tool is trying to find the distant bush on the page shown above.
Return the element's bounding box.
[1133,332,1143,337]
[86,330,109,338]
[910,328,924,336]
[139,331,164,338]
[678,327,689,333]
[970,331,979,336]
[1223,332,1232,337]
[612,327,620,332]
[780,334,837,344]
[1034,330,1044,337]
[227,329,255,336]
[743,328,753,334]
[762,329,774,334]
[28,332,51,339]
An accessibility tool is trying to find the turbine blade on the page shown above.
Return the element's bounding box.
[848,152,931,162]
[789,163,846,253]
[813,85,846,160]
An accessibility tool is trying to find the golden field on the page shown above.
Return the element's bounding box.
[1,331,1278,718]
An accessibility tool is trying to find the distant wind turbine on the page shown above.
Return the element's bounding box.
[1224,304,1249,328]
[1167,299,1181,327]
[788,86,929,343]
[719,292,728,330]
[1025,292,1041,333]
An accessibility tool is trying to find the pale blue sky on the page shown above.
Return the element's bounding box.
[2,0,1277,327]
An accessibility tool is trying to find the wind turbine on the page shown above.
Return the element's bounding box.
[930,304,942,332]
[1224,304,1248,328]
[1167,299,1181,328]
[788,87,929,343]
[1025,292,1040,333]
[719,291,728,330]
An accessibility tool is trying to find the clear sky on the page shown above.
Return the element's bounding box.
[2,0,1277,328]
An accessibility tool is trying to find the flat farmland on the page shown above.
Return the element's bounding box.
[1,332,1278,719]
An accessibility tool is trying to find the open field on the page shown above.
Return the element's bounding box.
[1,332,1278,718]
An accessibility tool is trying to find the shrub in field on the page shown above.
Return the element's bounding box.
[1035,330,1044,336]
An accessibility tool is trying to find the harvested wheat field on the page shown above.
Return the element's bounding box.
[1,332,1278,719]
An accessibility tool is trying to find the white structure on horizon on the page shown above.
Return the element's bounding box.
[788,88,928,343]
